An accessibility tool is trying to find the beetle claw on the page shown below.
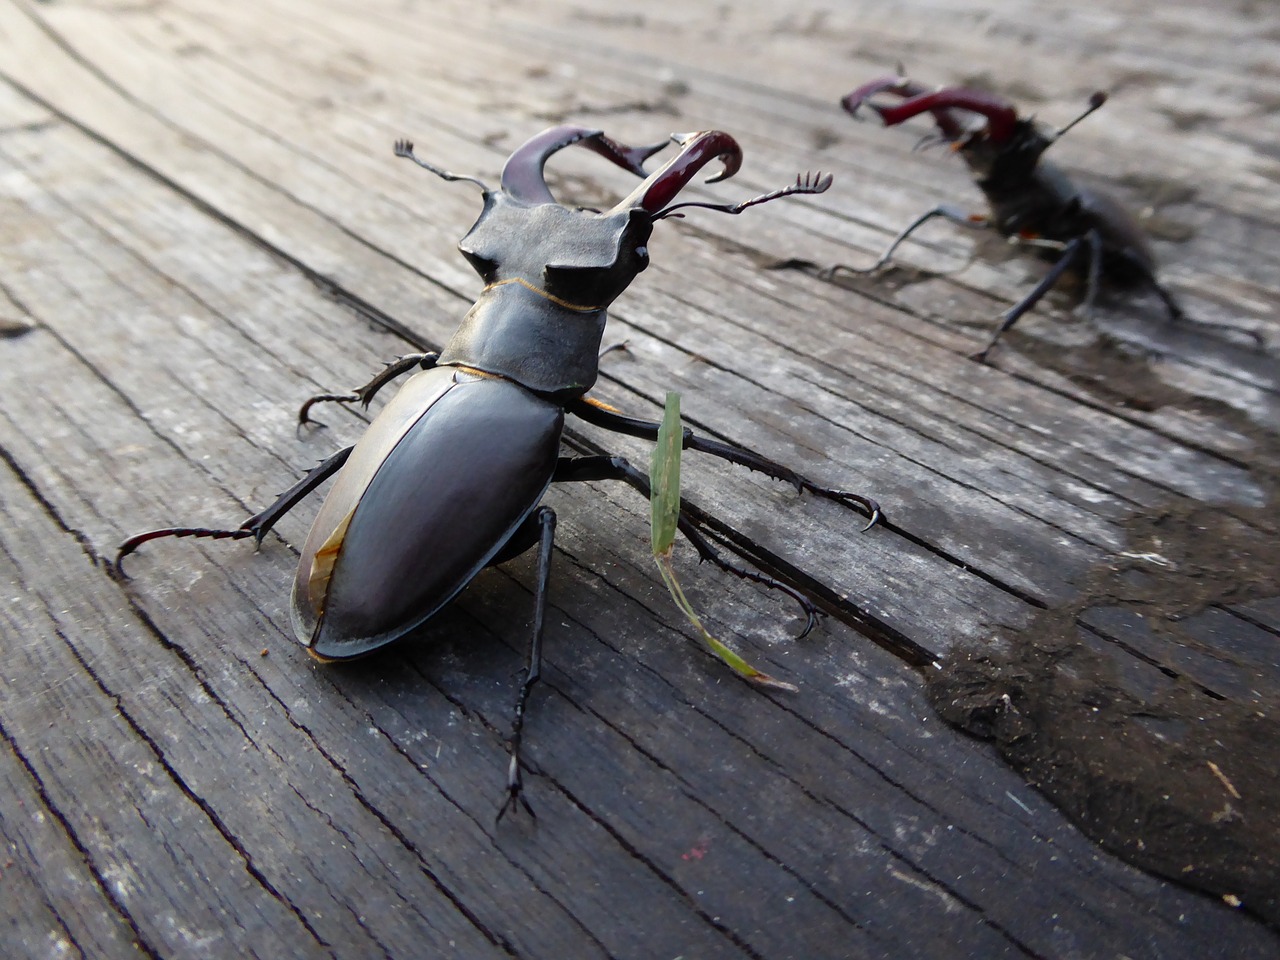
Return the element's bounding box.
[795,602,820,641]
[298,392,360,428]
[112,551,133,580]
[496,756,536,823]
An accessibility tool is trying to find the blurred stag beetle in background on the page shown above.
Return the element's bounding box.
[813,71,1226,362]
[117,125,881,817]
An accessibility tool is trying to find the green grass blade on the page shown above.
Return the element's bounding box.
[648,392,796,692]
[650,391,682,556]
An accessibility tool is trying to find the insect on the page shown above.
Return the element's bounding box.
[117,126,881,816]
[824,73,1191,361]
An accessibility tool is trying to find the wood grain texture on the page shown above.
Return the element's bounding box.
[1,0,1277,956]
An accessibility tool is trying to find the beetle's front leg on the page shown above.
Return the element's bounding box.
[826,204,990,278]
[497,505,556,823]
[568,400,882,530]
[298,352,439,427]
[115,446,354,574]
[772,205,988,279]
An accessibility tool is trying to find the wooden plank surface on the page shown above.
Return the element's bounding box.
[1,0,1277,955]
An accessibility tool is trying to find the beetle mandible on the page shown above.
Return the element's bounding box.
[821,73,1196,361]
[118,126,881,816]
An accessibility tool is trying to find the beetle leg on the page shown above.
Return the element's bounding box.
[567,401,882,530]
[1074,229,1104,321]
[1098,246,1187,324]
[298,352,439,427]
[971,234,1089,363]
[824,204,989,279]
[554,455,820,637]
[1127,261,1265,345]
[1149,275,1187,323]
[115,446,354,574]
[497,505,556,823]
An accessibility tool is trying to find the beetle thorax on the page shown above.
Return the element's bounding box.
[438,194,653,398]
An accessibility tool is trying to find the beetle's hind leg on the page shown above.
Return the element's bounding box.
[1112,250,1264,347]
[554,455,820,638]
[497,505,556,823]
[115,446,353,574]
[568,400,881,531]
[298,352,439,427]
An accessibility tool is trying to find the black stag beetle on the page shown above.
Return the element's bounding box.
[117,126,881,817]
[825,73,1195,361]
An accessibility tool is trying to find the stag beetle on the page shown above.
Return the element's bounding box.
[118,126,881,817]
[823,73,1193,361]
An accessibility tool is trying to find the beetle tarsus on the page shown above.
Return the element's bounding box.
[297,392,359,429]
[298,353,439,427]
[496,506,556,824]
[115,446,354,573]
[597,340,631,361]
[689,537,821,639]
[115,526,255,575]
[497,754,537,823]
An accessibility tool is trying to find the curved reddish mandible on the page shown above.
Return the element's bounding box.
[612,131,744,215]
[841,75,968,142]
[873,88,1019,144]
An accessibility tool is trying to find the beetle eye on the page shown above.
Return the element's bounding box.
[459,247,499,281]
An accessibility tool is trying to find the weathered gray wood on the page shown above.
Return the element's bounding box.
[2,0,1278,955]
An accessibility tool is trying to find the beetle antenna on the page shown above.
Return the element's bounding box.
[394,139,490,191]
[1052,91,1107,141]
[652,171,833,220]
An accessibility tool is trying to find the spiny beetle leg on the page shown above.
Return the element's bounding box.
[298,352,439,428]
[971,233,1089,363]
[114,527,255,576]
[496,505,556,824]
[115,446,353,574]
[554,455,820,638]
[567,400,882,531]
[823,204,987,279]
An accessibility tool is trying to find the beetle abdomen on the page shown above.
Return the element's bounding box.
[292,366,563,659]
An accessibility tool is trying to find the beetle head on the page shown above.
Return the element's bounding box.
[447,127,830,309]
[844,76,1108,185]
[458,196,655,308]
[948,90,1108,184]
